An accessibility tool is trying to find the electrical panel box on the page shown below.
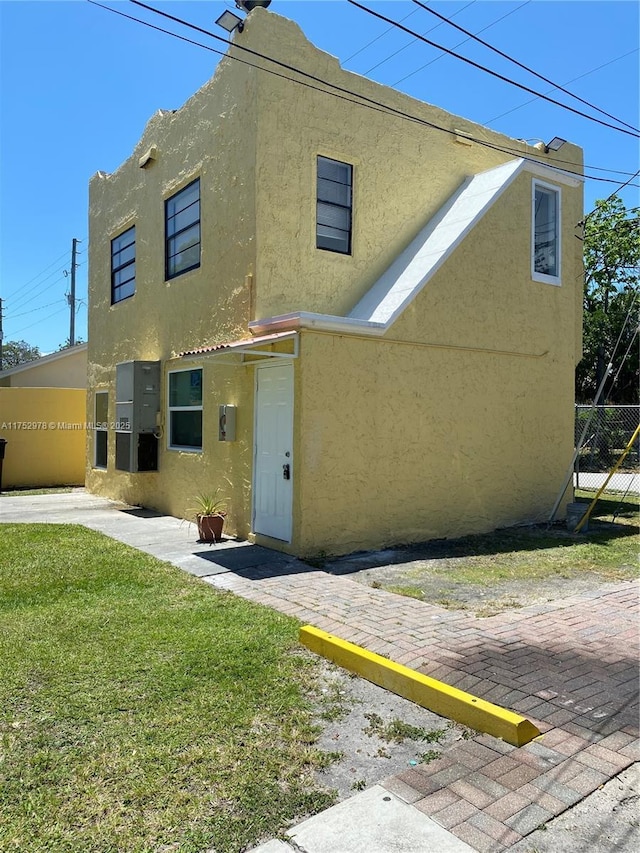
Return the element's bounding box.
[115,361,160,472]
[218,404,236,441]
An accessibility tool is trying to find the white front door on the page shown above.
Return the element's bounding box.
[253,362,294,541]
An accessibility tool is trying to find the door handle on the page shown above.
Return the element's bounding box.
[282,463,290,480]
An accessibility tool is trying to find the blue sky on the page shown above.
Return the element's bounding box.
[0,0,638,354]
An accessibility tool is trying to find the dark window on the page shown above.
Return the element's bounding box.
[168,368,203,450]
[111,226,136,303]
[166,179,201,279]
[317,156,352,254]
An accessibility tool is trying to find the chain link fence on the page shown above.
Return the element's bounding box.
[575,405,640,494]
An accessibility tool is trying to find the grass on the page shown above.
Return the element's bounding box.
[0,524,335,853]
[363,713,447,745]
[383,585,425,601]
[368,494,639,611]
[382,522,639,597]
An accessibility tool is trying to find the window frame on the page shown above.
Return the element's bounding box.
[316,155,353,255]
[111,225,136,304]
[531,180,561,286]
[167,368,203,452]
[94,391,109,469]
[165,178,201,280]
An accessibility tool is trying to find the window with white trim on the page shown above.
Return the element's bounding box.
[316,156,353,254]
[165,179,201,280]
[111,226,136,303]
[532,181,561,284]
[168,368,202,450]
[94,392,108,468]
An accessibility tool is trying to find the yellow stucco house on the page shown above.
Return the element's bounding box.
[86,7,583,557]
[0,345,87,488]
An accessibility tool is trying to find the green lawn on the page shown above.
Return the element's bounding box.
[0,524,334,853]
[369,495,639,613]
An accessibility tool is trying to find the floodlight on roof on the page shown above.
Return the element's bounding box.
[545,136,566,153]
[216,10,244,33]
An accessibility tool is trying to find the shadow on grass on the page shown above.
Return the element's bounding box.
[322,511,639,576]
[576,492,639,519]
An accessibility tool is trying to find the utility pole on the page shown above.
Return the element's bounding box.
[0,297,4,369]
[69,238,79,346]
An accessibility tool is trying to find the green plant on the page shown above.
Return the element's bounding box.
[188,491,227,518]
[363,713,447,745]
[317,680,355,722]
[420,750,441,763]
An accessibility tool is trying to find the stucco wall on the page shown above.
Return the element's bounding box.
[295,331,573,556]
[0,388,86,488]
[293,165,581,556]
[247,10,582,322]
[390,170,583,359]
[86,35,261,514]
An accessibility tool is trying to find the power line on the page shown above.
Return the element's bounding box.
[412,0,638,133]
[8,243,85,311]
[5,250,68,301]
[9,265,68,311]
[6,299,67,321]
[393,0,531,87]
[128,1,638,171]
[9,262,85,318]
[580,172,640,223]
[86,2,638,189]
[342,3,422,65]
[10,305,68,338]
[576,164,638,178]
[484,48,640,127]
[600,170,640,207]
[346,1,640,139]
[363,0,477,76]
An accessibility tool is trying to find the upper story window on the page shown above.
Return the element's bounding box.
[166,179,201,280]
[111,226,136,303]
[168,368,203,451]
[317,156,353,255]
[532,181,561,285]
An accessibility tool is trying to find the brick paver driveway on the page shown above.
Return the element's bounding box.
[208,567,639,852]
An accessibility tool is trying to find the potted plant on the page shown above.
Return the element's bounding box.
[189,492,227,543]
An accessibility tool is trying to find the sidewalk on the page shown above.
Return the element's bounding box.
[1,491,638,853]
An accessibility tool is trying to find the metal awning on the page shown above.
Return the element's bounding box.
[179,331,298,363]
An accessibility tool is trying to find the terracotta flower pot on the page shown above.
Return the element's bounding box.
[197,513,225,543]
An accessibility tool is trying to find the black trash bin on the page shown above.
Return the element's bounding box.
[0,438,7,493]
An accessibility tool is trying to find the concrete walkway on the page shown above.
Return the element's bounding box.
[1,491,638,853]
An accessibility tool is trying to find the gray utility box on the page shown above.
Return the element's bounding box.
[115,360,160,472]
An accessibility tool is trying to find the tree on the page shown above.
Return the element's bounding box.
[57,337,86,351]
[0,339,41,371]
[576,196,640,404]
